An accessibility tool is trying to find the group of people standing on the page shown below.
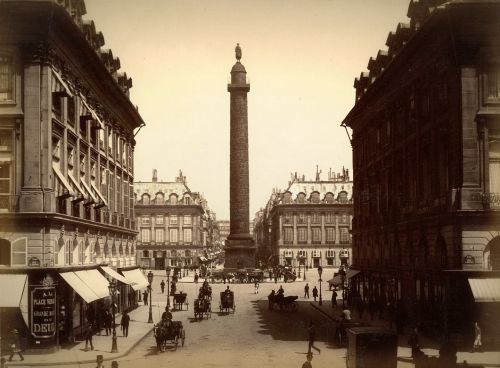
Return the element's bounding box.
[84,307,131,351]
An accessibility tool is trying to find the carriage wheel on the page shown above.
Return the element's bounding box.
[181,329,186,347]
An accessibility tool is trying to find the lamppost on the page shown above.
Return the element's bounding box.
[317,266,323,306]
[108,279,118,353]
[339,266,346,309]
[165,266,171,309]
[147,271,153,323]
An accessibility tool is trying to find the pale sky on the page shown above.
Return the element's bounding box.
[85,0,410,220]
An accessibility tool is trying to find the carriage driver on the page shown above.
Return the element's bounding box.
[161,306,173,321]
[224,286,231,294]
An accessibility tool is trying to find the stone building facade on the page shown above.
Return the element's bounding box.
[254,168,353,270]
[0,0,145,351]
[341,0,500,344]
[134,170,215,270]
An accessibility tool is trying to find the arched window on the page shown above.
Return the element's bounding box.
[142,193,150,205]
[310,191,320,203]
[184,195,192,205]
[324,193,334,203]
[169,193,178,205]
[155,192,164,204]
[283,192,292,204]
[296,192,306,204]
[486,236,500,270]
[338,191,348,203]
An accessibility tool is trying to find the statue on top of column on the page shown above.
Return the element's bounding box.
[235,43,242,61]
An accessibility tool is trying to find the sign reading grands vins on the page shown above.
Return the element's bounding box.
[30,287,56,338]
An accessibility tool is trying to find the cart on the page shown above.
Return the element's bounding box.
[194,297,212,320]
[219,291,236,313]
[173,292,189,310]
[153,320,185,352]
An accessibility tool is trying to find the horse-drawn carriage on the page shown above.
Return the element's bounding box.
[268,293,298,311]
[153,319,185,352]
[247,269,264,283]
[219,290,235,313]
[173,292,188,310]
[194,296,212,319]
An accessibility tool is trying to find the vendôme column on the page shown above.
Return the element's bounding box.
[224,43,256,270]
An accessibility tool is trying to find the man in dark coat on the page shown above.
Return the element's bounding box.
[312,286,318,302]
[120,310,130,337]
[160,280,165,294]
[104,309,112,336]
[84,323,94,351]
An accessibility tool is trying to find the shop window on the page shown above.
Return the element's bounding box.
[0,56,13,101]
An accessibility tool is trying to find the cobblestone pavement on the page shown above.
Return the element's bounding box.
[5,268,499,368]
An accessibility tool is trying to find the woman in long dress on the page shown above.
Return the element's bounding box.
[473,321,482,352]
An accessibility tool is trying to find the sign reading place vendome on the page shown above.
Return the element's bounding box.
[31,287,56,338]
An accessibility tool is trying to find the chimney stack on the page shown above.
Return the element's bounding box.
[152,169,158,182]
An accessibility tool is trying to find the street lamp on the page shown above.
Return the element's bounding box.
[317,266,323,306]
[165,266,171,309]
[339,266,346,309]
[108,279,118,353]
[147,271,153,323]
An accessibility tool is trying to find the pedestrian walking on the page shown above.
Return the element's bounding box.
[120,310,130,337]
[254,280,259,294]
[312,286,318,302]
[194,272,199,284]
[8,329,24,361]
[331,289,338,308]
[84,323,94,351]
[307,321,321,355]
[472,321,482,352]
[143,290,148,305]
[104,309,112,336]
[171,280,177,295]
[160,280,165,294]
[304,283,310,299]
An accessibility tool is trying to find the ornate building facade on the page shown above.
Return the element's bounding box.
[0,0,146,351]
[342,0,500,344]
[134,170,215,270]
[254,168,353,270]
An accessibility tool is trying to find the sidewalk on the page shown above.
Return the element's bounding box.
[3,305,154,367]
[309,300,500,368]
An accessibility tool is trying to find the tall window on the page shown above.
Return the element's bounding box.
[284,228,293,244]
[11,238,27,266]
[169,229,178,243]
[183,228,192,243]
[312,227,321,243]
[340,227,350,244]
[325,213,334,223]
[311,212,320,224]
[489,135,500,195]
[0,56,13,101]
[155,229,164,243]
[0,130,13,211]
[141,229,150,242]
[155,215,164,225]
[326,227,335,243]
[297,227,307,243]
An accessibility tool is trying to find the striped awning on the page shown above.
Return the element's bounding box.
[468,278,500,302]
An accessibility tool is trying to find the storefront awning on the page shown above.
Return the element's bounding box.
[52,68,74,98]
[60,272,99,304]
[0,274,27,307]
[468,278,500,302]
[75,270,110,299]
[121,268,148,291]
[80,95,105,130]
[100,266,133,285]
[346,269,361,279]
[91,182,108,207]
